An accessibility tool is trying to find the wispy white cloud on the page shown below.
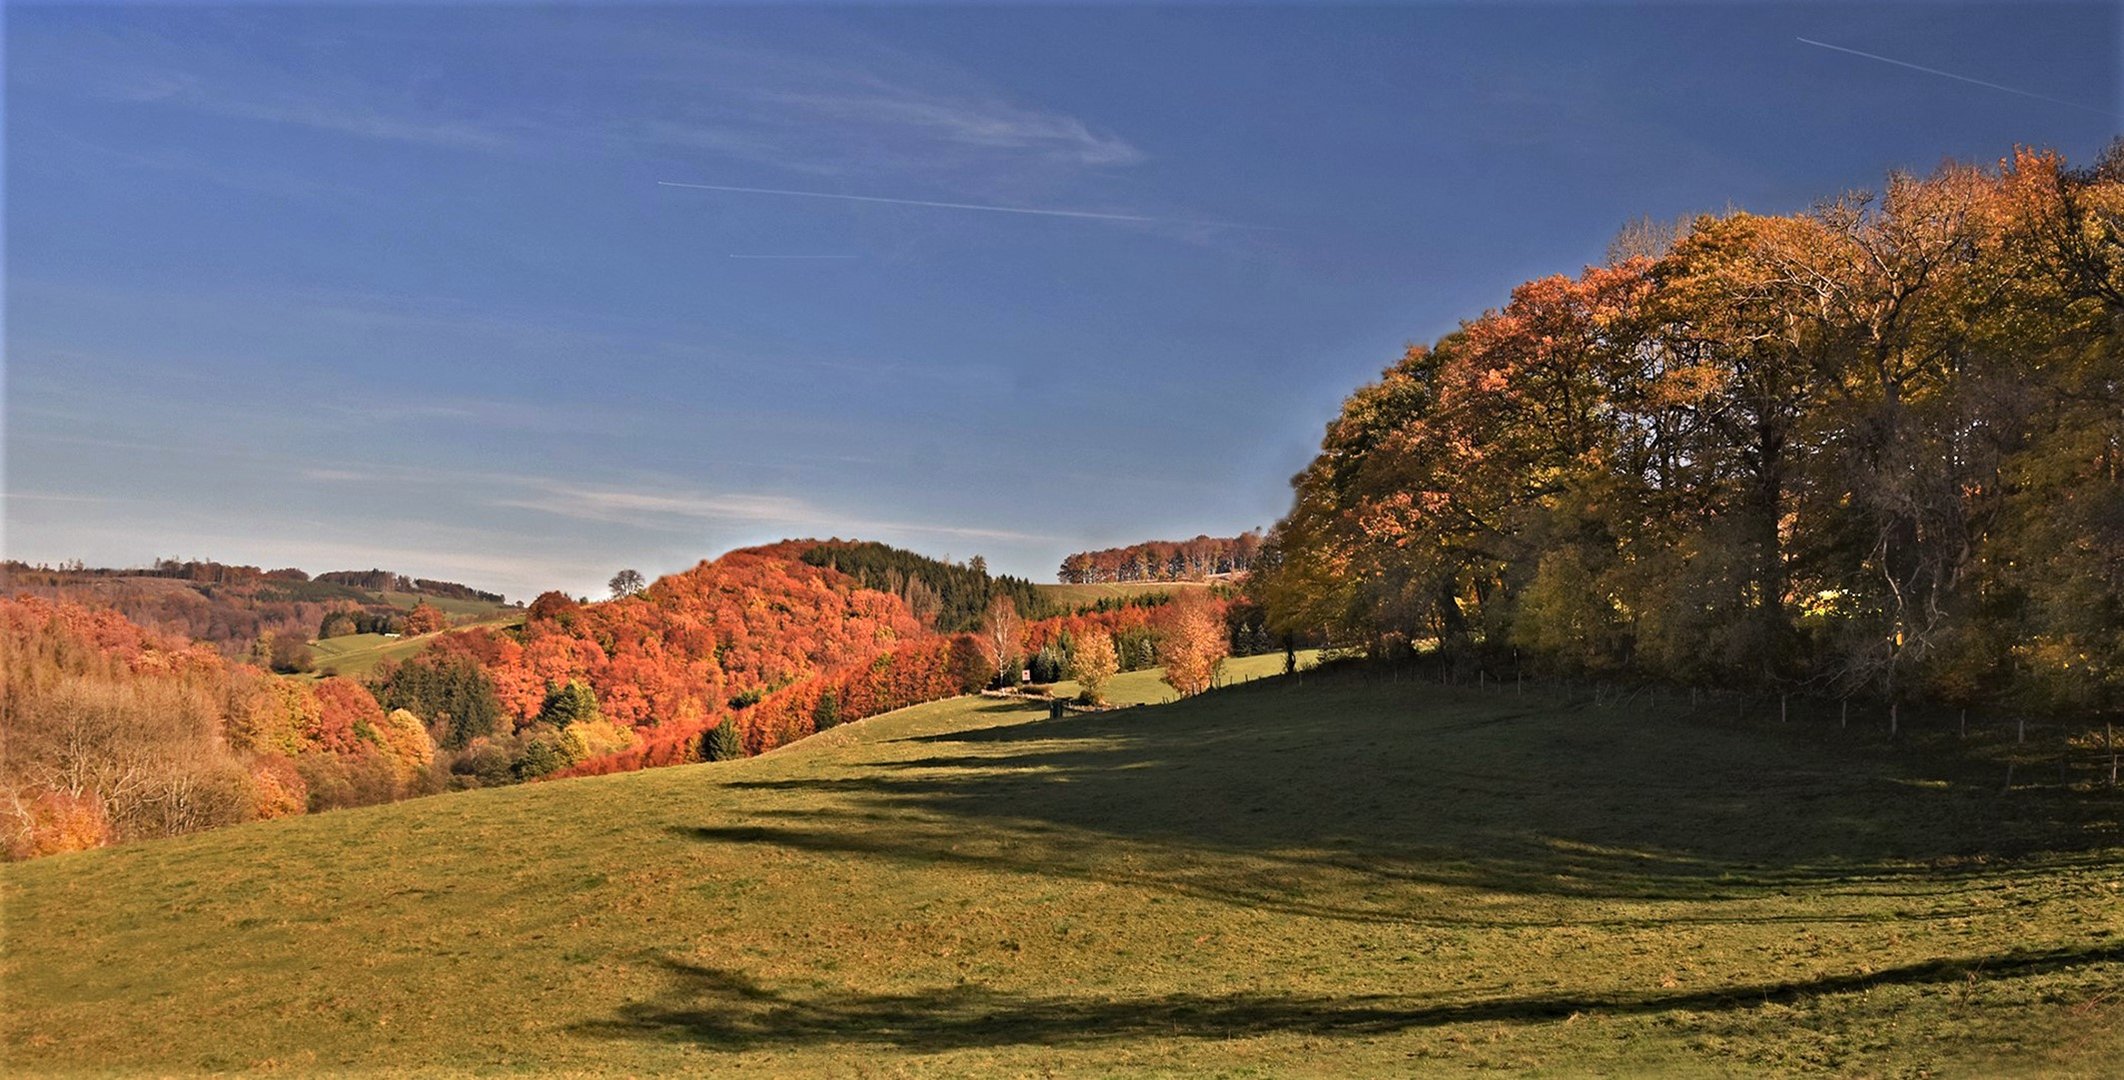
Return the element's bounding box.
[490,484,809,527]
[759,88,1143,167]
[198,95,518,151]
[503,478,1045,543]
[0,491,129,504]
[46,36,517,151]
[658,181,1269,231]
[303,465,1045,544]
[32,18,1144,188]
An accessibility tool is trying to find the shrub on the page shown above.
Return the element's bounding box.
[513,728,576,780]
[703,717,743,762]
[812,689,842,731]
[248,755,308,819]
[562,717,637,762]
[267,632,313,674]
[1,789,112,860]
[372,654,502,751]
[317,611,361,640]
[537,680,600,729]
[1028,645,1069,684]
[948,634,996,694]
[402,602,449,636]
[448,738,514,788]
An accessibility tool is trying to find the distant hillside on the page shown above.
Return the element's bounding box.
[0,539,1261,859]
[0,541,967,859]
[315,569,503,604]
[1059,532,1261,583]
[1,559,517,660]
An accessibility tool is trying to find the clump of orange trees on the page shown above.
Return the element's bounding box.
[1253,145,2124,720]
[0,597,438,859]
[491,547,975,779]
[1059,533,1263,583]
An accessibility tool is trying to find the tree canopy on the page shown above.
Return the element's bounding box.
[1253,145,2124,717]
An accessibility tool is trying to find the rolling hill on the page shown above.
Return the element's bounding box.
[0,560,519,662]
[6,658,2119,1075]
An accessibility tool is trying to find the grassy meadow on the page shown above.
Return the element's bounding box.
[306,617,524,679]
[1034,579,1212,608]
[374,591,520,619]
[6,661,2121,1076]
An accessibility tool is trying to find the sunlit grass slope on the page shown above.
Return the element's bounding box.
[6,663,2121,1076]
[374,591,517,619]
[305,616,523,679]
[1034,579,1211,608]
[1045,648,1309,706]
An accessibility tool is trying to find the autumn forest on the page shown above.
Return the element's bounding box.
[1255,147,2124,718]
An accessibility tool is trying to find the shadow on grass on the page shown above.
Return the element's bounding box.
[576,942,2124,1051]
[700,671,2119,911]
[671,819,2117,930]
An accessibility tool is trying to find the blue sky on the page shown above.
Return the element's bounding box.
[6,3,2117,600]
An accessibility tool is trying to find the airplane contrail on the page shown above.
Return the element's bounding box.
[658,180,1272,230]
[726,254,861,260]
[1796,37,2121,117]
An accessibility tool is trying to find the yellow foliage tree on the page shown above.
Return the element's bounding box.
[563,717,639,762]
[1159,596,1229,698]
[1069,629,1119,704]
[370,708,436,784]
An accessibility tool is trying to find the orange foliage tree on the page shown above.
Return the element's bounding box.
[1158,593,1230,697]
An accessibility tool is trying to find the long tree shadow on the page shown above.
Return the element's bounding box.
[575,941,2124,1052]
[698,674,2119,911]
[671,820,2117,930]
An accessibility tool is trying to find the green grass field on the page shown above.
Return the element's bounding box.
[374,591,519,619]
[1034,579,1212,608]
[306,617,523,679]
[1042,649,1311,706]
[6,661,2121,1075]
